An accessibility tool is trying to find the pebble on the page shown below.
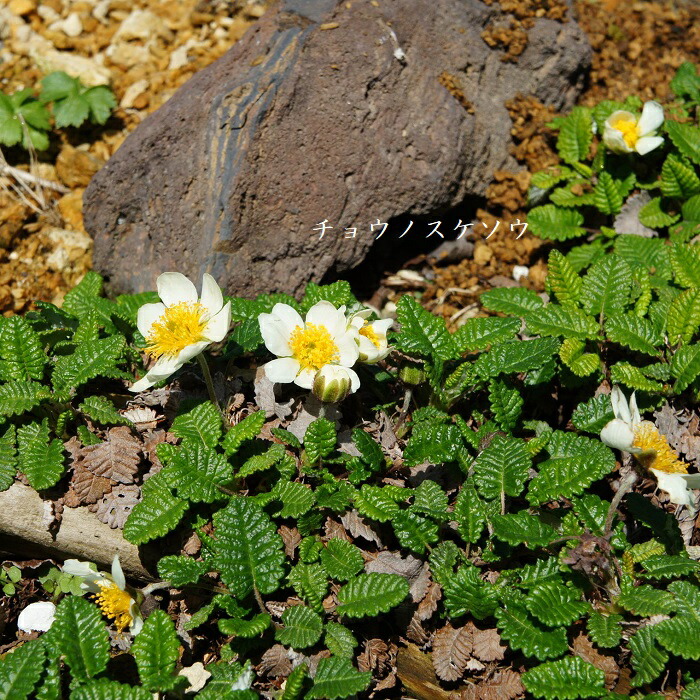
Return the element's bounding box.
[7,0,36,17]
[49,12,83,38]
[512,265,529,281]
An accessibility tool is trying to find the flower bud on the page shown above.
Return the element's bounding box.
[399,363,426,386]
[312,365,352,403]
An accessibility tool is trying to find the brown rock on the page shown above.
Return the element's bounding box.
[84,0,591,297]
[57,189,86,231]
[56,145,104,188]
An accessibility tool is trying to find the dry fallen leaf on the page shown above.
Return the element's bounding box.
[258,644,292,678]
[432,623,473,682]
[573,633,619,690]
[472,625,506,662]
[71,461,113,505]
[477,669,524,700]
[95,484,140,529]
[79,426,142,484]
[340,510,383,547]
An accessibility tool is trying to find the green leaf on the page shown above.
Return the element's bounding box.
[492,511,558,548]
[671,62,700,102]
[351,429,384,471]
[288,563,327,614]
[641,555,700,579]
[522,656,605,700]
[528,205,585,241]
[605,313,662,356]
[210,497,285,598]
[0,380,50,417]
[580,255,632,317]
[668,288,700,344]
[454,480,485,544]
[0,640,45,700]
[638,196,680,228]
[495,598,568,660]
[320,539,364,581]
[198,662,255,699]
[0,316,45,381]
[307,656,371,700]
[336,573,409,618]
[53,94,91,128]
[666,120,700,166]
[132,610,179,692]
[301,281,354,311]
[410,479,448,521]
[594,171,623,214]
[443,564,499,620]
[394,294,457,360]
[393,510,439,554]
[70,680,152,700]
[587,612,622,648]
[123,476,188,545]
[654,581,700,660]
[473,435,531,501]
[474,338,560,379]
[524,305,599,340]
[17,419,65,491]
[171,401,222,447]
[610,361,665,392]
[547,250,582,307]
[304,417,336,463]
[629,625,668,686]
[524,582,590,627]
[558,338,600,377]
[324,622,358,658]
[480,286,544,316]
[157,555,208,587]
[84,86,117,124]
[271,480,316,518]
[670,344,700,391]
[453,316,521,353]
[617,585,676,616]
[281,664,308,700]
[671,243,700,287]
[403,422,463,467]
[661,153,700,198]
[39,71,79,102]
[48,596,109,681]
[557,107,592,164]
[528,432,615,504]
[53,335,126,391]
[218,613,271,638]
[163,441,232,503]
[0,424,16,492]
[237,443,286,479]
[275,605,323,649]
[78,395,130,426]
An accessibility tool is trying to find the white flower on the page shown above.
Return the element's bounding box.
[130,272,231,392]
[313,364,353,403]
[600,386,699,507]
[603,101,664,155]
[17,601,56,633]
[62,555,143,635]
[347,309,393,364]
[258,301,360,391]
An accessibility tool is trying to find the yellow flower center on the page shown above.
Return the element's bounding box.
[93,581,134,632]
[611,116,640,149]
[359,324,381,348]
[146,302,208,360]
[288,323,339,371]
[632,423,687,474]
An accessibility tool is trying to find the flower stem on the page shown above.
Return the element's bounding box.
[197,354,219,409]
[604,469,638,537]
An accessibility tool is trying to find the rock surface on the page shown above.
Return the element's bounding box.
[84,0,591,297]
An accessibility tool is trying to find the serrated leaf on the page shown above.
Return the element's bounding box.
[275,605,323,649]
[171,401,222,447]
[642,554,700,579]
[630,625,668,686]
[220,611,272,637]
[410,479,448,521]
[324,622,358,658]
[496,599,568,660]
[336,573,409,618]
[83,85,116,124]
[0,380,50,416]
[528,205,585,241]
[307,656,371,700]
[157,555,208,587]
[393,510,439,554]
[662,153,700,198]
[53,335,126,391]
[480,287,544,316]
[237,443,286,479]
[671,243,700,287]
[670,344,700,391]
[0,640,45,700]
[17,419,65,491]
[666,120,700,166]
[557,107,592,164]
[610,361,665,392]
[653,581,700,660]
[320,539,363,581]
[394,294,457,360]
[0,316,45,381]
[668,288,700,344]
[524,582,590,627]
[587,612,622,648]
[473,435,530,501]
[638,196,680,228]
[453,316,521,353]
[132,610,179,692]
[0,424,16,492]
[78,395,130,426]
[403,422,463,467]
[70,679,152,700]
[304,417,336,464]
[474,338,560,379]
[525,305,599,340]
[210,497,285,598]
[271,480,316,518]
[443,564,499,620]
[528,432,615,504]
[617,585,676,616]
[288,563,327,614]
[48,596,109,681]
[547,250,582,307]
[123,476,188,545]
[605,313,662,356]
[198,662,255,699]
[301,281,354,311]
[454,480,486,544]
[492,511,558,549]
[522,656,605,700]
[558,338,600,376]
[594,171,623,214]
[580,255,632,317]
[163,441,232,503]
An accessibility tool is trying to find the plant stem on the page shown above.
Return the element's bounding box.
[197,354,219,408]
[604,470,638,537]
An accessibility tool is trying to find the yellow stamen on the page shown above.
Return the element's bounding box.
[611,116,640,149]
[632,423,687,474]
[146,302,207,360]
[359,324,381,348]
[93,581,134,632]
[288,323,339,371]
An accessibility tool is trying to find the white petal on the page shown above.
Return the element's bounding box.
[204,301,231,342]
[136,302,165,339]
[157,272,198,307]
[306,301,344,335]
[129,356,184,392]
[175,340,210,365]
[18,602,56,633]
[259,314,292,357]
[600,419,635,452]
[371,318,394,337]
[270,303,304,337]
[603,127,632,154]
[637,100,664,135]
[62,559,96,578]
[199,273,224,315]
[357,335,378,361]
[336,335,360,367]
[346,367,360,393]
[682,474,700,490]
[295,367,317,389]
[651,469,694,507]
[635,135,664,155]
[264,357,300,384]
[629,392,641,426]
[611,386,631,424]
[129,605,144,636]
[111,555,126,590]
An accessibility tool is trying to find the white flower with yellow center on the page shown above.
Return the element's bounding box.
[62,555,143,635]
[130,272,231,392]
[600,386,700,507]
[347,309,393,364]
[258,301,360,391]
[603,101,664,155]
